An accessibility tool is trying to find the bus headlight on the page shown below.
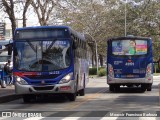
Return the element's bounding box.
[15,76,28,85]
[59,73,73,84]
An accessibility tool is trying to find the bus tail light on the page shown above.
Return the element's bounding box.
[146,63,152,76]
[108,64,114,77]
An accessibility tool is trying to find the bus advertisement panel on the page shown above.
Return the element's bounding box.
[107,36,153,92]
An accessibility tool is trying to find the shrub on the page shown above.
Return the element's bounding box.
[98,68,106,77]
[89,67,97,75]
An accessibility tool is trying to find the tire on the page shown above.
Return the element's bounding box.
[68,93,76,101]
[115,85,120,92]
[79,74,85,96]
[68,77,78,101]
[23,95,34,103]
[79,89,85,96]
[109,85,114,91]
[141,84,146,92]
[147,84,152,91]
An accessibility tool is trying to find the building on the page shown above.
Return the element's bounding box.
[5,21,39,40]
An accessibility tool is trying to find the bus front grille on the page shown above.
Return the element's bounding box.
[26,74,59,80]
[33,86,54,91]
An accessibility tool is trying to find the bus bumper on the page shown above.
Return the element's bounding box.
[15,80,76,95]
[107,75,153,85]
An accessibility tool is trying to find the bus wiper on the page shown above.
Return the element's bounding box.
[27,41,36,53]
[46,40,56,52]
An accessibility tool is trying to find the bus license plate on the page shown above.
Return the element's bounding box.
[127,75,134,78]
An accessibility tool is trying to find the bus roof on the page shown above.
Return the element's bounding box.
[15,25,71,31]
[108,36,152,42]
[15,25,85,41]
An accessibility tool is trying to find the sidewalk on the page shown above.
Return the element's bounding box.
[0,85,21,103]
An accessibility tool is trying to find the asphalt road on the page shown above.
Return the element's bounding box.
[0,76,160,120]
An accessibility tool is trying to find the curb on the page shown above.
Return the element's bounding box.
[153,76,160,78]
[0,94,22,103]
[158,84,160,106]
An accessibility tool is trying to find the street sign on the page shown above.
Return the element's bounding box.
[0,22,5,40]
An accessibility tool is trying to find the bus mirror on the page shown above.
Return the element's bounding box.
[73,41,77,49]
[8,44,12,55]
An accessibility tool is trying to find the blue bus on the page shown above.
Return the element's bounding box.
[107,36,153,92]
[13,26,90,102]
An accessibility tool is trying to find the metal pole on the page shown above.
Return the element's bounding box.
[95,42,98,75]
[125,0,127,36]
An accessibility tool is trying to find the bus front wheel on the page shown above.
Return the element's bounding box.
[23,95,33,103]
[68,79,77,101]
[68,93,76,101]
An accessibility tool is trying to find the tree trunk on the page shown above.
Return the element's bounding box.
[92,54,94,67]
[11,19,16,37]
[99,54,103,67]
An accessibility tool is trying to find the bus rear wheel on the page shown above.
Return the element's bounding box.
[141,85,146,92]
[23,95,33,103]
[109,85,114,91]
[115,85,120,92]
[147,84,152,91]
[79,75,85,96]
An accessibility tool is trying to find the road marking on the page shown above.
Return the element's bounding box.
[24,117,45,120]
[62,117,81,120]
[66,88,108,110]
[100,117,157,120]
[138,117,156,120]
[100,117,118,120]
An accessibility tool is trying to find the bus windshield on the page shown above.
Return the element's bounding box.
[14,39,71,71]
[112,40,148,56]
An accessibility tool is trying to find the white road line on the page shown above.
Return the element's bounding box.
[138,117,156,120]
[101,117,157,120]
[100,117,118,120]
[62,117,81,120]
[24,117,45,120]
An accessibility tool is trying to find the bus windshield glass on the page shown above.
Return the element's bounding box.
[112,40,148,56]
[14,39,71,71]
